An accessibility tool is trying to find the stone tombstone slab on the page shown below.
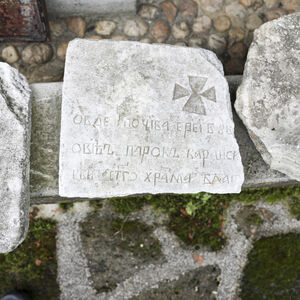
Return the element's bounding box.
[59,39,244,198]
[235,13,300,181]
[0,63,31,253]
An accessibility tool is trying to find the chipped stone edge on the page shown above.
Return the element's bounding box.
[0,63,32,253]
[235,14,300,182]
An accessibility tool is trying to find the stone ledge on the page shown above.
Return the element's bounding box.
[29,77,298,204]
[45,0,136,17]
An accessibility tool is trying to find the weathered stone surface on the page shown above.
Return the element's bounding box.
[281,0,300,10]
[225,3,247,28]
[172,21,190,39]
[67,16,86,37]
[59,39,244,198]
[229,28,245,42]
[193,16,212,33]
[264,0,280,9]
[188,37,204,48]
[235,13,300,181]
[150,20,170,42]
[57,41,69,61]
[246,14,263,30]
[2,46,19,64]
[22,43,53,65]
[138,5,159,19]
[178,0,198,17]
[265,8,287,21]
[124,18,148,38]
[22,60,64,84]
[239,0,256,7]
[95,20,116,36]
[161,0,177,23]
[214,15,231,32]
[0,63,31,252]
[199,0,223,13]
[49,20,66,37]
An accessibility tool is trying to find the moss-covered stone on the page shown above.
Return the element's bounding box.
[80,212,164,294]
[287,195,300,220]
[240,233,300,299]
[90,199,104,210]
[234,206,274,238]
[0,218,59,300]
[58,201,73,212]
[109,186,300,251]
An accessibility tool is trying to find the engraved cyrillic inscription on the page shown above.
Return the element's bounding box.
[59,40,244,197]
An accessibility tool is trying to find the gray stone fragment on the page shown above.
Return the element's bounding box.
[0,63,31,253]
[235,13,300,181]
[59,39,244,197]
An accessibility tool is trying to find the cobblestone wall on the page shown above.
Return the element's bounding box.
[0,0,299,83]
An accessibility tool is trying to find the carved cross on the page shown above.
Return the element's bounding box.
[173,76,216,115]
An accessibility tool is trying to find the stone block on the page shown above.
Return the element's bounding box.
[59,40,244,198]
[235,13,300,181]
[0,63,31,252]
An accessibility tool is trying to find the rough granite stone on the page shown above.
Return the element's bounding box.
[59,40,244,198]
[235,13,300,181]
[0,63,31,253]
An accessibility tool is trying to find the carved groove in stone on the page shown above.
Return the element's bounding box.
[173,83,190,100]
[173,75,217,115]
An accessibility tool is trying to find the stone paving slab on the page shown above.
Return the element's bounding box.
[16,192,300,300]
[30,77,297,203]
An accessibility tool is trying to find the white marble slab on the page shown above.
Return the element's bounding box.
[59,39,244,197]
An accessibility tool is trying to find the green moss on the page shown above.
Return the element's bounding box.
[287,195,300,220]
[111,193,229,251]
[0,218,59,299]
[109,186,300,251]
[240,233,300,299]
[246,212,263,226]
[59,201,73,212]
[90,199,104,210]
[235,185,300,204]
